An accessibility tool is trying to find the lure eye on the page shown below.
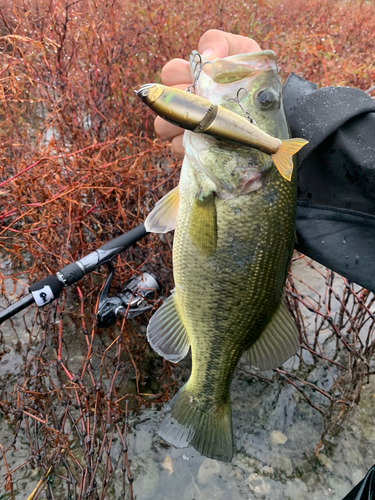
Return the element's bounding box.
[256,89,280,110]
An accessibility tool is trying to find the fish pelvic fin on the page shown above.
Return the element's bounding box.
[145,185,179,233]
[158,384,233,462]
[271,138,309,181]
[147,291,190,363]
[244,301,299,371]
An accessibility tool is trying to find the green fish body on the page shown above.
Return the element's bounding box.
[145,50,300,461]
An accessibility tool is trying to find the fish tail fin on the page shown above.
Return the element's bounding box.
[271,138,309,181]
[158,383,233,462]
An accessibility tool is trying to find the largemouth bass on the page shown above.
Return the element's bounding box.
[141,50,303,461]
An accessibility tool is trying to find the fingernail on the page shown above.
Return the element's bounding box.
[202,48,215,60]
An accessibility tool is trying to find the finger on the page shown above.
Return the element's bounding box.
[154,116,183,140]
[155,116,185,155]
[171,134,184,156]
[198,29,261,60]
[161,58,191,86]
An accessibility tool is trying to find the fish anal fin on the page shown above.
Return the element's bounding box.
[145,185,179,233]
[271,138,309,181]
[189,193,217,256]
[244,301,299,371]
[147,291,189,363]
[158,384,233,462]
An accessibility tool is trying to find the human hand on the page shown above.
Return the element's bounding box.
[154,29,261,155]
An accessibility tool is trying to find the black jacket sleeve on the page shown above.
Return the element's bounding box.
[283,73,375,293]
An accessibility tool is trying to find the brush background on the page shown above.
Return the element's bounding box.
[1,1,375,498]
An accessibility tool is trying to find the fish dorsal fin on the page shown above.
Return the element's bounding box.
[145,185,179,233]
[147,291,190,363]
[189,193,217,256]
[244,301,299,371]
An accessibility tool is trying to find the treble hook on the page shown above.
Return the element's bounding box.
[186,52,212,93]
[225,88,257,126]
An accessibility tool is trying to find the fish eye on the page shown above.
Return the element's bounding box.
[256,89,280,110]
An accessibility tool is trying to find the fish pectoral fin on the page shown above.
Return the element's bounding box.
[244,301,299,371]
[271,138,309,181]
[147,291,189,363]
[145,185,179,233]
[189,193,217,256]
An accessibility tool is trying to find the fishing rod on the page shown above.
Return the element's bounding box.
[0,223,160,326]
